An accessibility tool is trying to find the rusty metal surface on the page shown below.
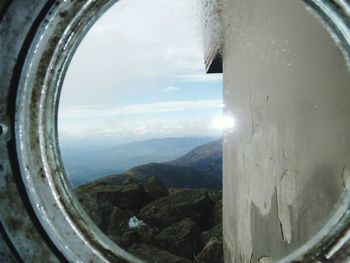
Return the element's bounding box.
[0,1,62,262]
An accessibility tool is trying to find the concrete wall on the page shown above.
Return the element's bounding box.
[222,0,350,262]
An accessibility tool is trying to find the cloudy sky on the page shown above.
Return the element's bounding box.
[58,0,223,143]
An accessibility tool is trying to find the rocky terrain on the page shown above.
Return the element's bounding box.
[94,140,223,191]
[75,176,223,263]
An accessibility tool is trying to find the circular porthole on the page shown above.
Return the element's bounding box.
[0,0,350,262]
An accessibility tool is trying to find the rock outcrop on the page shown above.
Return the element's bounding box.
[155,218,200,258]
[146,176,169,201]
[197,237,223,263]
[75,179,223,262]
[139,189,213,228]
[200,223,222,246]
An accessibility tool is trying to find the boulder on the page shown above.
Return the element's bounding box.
[155,218,200,259]
[75,198,115,234]
[119,230,138,248]
[106,206,131,239]
[77,202,137,248]
[93,184,148,212]
[129,243,191,263]
[211,199,222,226]
[138,223,157,244]
[147,176,169,201]
[196,237,223,263]
[200,224,222,246]
[139,189,212,228]
[77,199,137,249]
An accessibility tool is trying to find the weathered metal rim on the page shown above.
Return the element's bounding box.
[15,0,143,262]
[13,0,350,262]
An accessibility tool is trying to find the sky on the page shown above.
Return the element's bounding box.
[58,0,223,144]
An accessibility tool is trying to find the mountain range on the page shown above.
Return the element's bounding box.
[61,137,219,187]
[97,139,222,190]
[169,139,222,177]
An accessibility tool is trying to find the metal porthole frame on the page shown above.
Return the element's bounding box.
[0,0,349,262]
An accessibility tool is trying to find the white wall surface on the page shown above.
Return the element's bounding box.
[222,0,350,262]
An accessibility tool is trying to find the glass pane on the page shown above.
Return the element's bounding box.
[58,0,224,262]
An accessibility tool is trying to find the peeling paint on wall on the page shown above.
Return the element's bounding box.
[222,0,350,262]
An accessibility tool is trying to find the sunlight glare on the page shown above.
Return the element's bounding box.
[212,116,236,129]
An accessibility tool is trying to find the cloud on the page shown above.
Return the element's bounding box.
[161,86,179,92]
[57,0,224,142]
[58,115,223,139]
[59,100,222,118]
[59,0,206,108]
[176,73,223,82]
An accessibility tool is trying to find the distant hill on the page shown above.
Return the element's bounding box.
[109,137,217,169]
[97,139,223,190]
[169,139,222,177]
[62,136,217,186]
